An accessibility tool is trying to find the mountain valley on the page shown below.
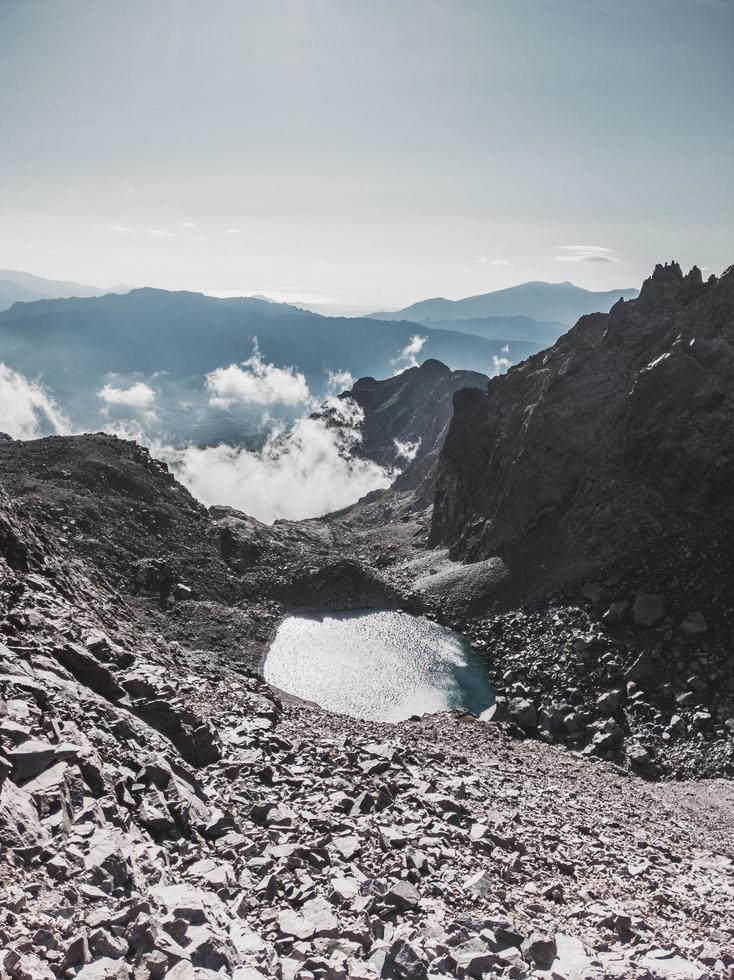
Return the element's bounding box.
[0,262,732,978]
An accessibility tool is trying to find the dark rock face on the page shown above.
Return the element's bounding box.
[319,358,489,505]
[430,263,734,590]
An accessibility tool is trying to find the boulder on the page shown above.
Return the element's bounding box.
[679,612,708,636]
[633,593,665,627]
[7,738,81,782]
[521,932,557,968]
[509,698,537,730]
[0,777,46,848]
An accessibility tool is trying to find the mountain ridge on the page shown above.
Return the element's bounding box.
[369,279,639,325]
[0,288,540,442]
[0,267,129,312]
[430,262,734,589]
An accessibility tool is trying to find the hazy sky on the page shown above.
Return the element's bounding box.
[1,0,732,311]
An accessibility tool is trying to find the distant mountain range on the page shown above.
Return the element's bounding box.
[370,280,638,328]
[418,315,565,348]
[0,269,129,311]
[0,288,538,443]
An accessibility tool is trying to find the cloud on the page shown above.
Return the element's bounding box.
[394,438,421,462]
[206,343,310,408]
[556,245,618,264]
[325,369,355,395]
[148,228,175,238]
[490,355,512,376]
[111,224,136,234]
[180,221,196,228]
[477,256,514,268]
[392,335,426,374]
[97,382,157,409]
[223,228,241,235]
[0,363,70,439]
[164,397,393,523]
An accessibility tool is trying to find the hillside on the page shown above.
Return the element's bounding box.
[430,263,734,582]
[0,433,731,978]
[370,280,638,326]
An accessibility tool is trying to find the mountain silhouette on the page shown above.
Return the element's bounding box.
[370,280,638,326]
[0,268,128,311]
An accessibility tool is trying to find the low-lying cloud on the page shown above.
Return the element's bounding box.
[165,397,393,523]
[394,438,421,462]
[325,369,355,395]
[98,381,157,409]
[392,335,426,373]
[207,343,310,409]
[491,354,512,375]
[0,363,70,439]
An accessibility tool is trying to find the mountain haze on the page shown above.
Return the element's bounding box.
[0,268,126,311]
[0,288,539,442]
[371,280,638,326]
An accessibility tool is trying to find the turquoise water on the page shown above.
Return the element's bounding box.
[264,609,494,722]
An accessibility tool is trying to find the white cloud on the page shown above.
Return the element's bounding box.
[97,382,157,409]
[477,256,514,268]
[491,354,512,376]
[148,228,175,238]
[0,363,70,439]
[111,224,136,234]
[394,438,421,462]
[164,397,393,523]
[325,369,355,395]
[556,245,618,264]
[223,228,241,235]
[206,343,310,408]
[392,335,426,374]
[180,221,196,228]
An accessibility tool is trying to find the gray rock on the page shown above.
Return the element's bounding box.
[0,777,45,848]
[596,689,622,714]
[603,600,629,624]
[521,932,557,967]
[633,593,665,627]
[382,938,429,979]
[7,738,81,782]
[509,698,537,730]
[679,612,708,636]
[384,879,421,911]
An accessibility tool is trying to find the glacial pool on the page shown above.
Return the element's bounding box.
[264,609,494,722]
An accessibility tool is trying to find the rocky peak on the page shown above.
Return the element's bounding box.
[317,358,489,505]
[430,261,734,594]
[635,259,707,313]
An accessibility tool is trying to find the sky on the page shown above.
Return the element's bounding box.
[0,0,732,312]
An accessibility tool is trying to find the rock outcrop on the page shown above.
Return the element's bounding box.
[318,359,489,506]
[430,263,734,589]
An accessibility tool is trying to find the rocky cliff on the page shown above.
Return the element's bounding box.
[430,263,734,589]
[321,359,489,505]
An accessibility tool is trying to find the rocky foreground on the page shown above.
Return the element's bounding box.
[0,440,732,979]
